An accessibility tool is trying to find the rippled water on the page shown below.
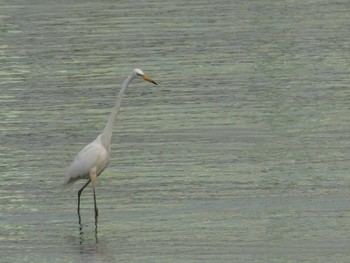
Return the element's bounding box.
[1,0,350,262]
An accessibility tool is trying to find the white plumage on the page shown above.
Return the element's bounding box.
[64,135,110,186]
[63,68,157,222]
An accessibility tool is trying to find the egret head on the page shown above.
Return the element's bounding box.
[134,68,158,85]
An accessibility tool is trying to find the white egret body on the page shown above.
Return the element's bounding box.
[63,68,157,222]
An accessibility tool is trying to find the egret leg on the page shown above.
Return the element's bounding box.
[78,179,91,221]
[93,186,98,222]
[90,168,99,221]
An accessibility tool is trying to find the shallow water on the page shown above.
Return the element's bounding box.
[1,0,350,262]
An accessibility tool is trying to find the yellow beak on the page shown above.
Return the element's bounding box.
[142,74,158,85]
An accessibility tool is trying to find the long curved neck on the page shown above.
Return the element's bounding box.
[101,73,134,148]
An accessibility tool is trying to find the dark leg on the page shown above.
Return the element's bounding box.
[92,185,98,221]
[77,179,91,223]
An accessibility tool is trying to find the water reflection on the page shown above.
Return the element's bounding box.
[76,221,120,263]
[79,221,99,249]
[79,218,98,237]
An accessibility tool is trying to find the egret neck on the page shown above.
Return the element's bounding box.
[100,73,134,148]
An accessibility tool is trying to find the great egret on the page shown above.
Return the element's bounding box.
[63,68,157,222]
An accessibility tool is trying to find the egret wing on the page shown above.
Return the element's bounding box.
[64,136,109,185]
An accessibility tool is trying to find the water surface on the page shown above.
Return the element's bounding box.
[1,0,350,262]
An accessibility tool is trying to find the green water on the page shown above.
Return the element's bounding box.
[1,0,350,262]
